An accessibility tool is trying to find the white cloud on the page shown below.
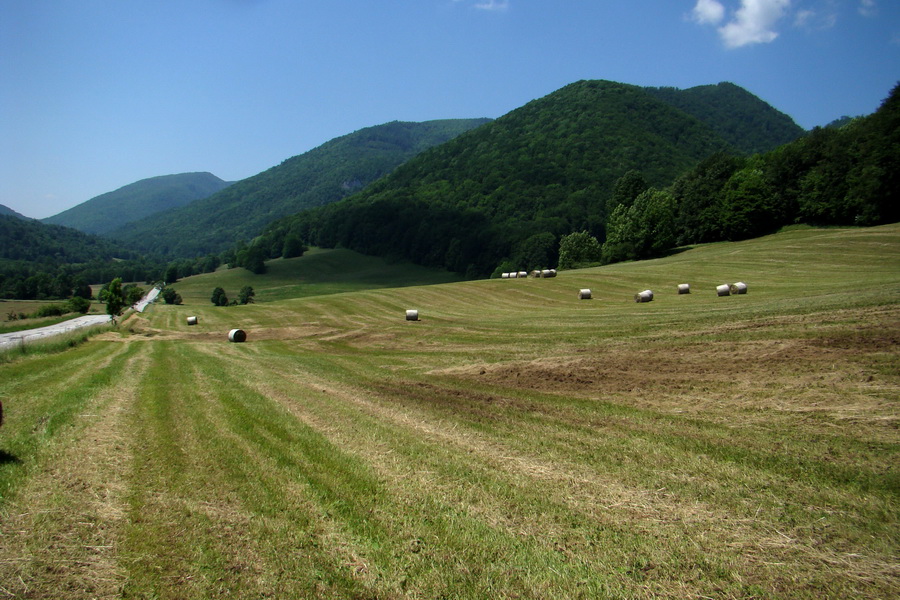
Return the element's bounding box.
[692,0,726,25]
[859,0,877,17]
[720,0,791,48]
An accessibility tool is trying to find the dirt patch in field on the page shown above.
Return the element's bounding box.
[441,315,900,430]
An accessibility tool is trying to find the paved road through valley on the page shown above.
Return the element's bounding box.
[0,314,112,351]
[0,286,160,351]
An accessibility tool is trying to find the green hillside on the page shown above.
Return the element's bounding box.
[0,204,29,219]
[0,214,161,299]
[260,80,802,277]
[1,224,897,598]
[109,119,491,258]
[645,82,805,154]
[42,172,231,235]
[169,247,464,304]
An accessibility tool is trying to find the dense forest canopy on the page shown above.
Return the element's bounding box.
[108,119,491,258]
[42,172,232,235]
[0,215,164,299]
[248,80,809,277]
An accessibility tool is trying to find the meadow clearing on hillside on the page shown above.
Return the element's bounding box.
[0,225,897,599]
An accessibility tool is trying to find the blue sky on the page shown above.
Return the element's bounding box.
[1,0,897,219]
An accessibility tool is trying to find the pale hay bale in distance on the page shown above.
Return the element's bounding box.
[406,309,419,321]
[634,290,653,303]
[228,329,247,343]
[716,284,731,297]
[187,316,198,325]
[677,284,690,295]
[578,289,592,300]
[730,281,748,295]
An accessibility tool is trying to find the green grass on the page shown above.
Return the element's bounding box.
[170,247,464,304]
[1,224,898,599]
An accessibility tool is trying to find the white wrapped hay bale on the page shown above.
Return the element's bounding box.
[501,273,510,279]
[517,271,528,278]
[730,281,748,295]
[716,284,731,297]
[509,271,518,279]
[228,329,247,343]
[634,290,654,303]
[187,316,198,325]
[405,309,419,321]
[578,289,592,300]
[677,284,690,295]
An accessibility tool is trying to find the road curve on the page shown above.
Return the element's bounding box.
[0,314,112,350]
[0,287,161,351]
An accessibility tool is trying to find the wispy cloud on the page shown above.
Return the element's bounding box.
[794,6,837,31]
[473,0,509,11]
[859,0,877,17]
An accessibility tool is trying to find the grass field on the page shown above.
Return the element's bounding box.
[171,247,464,304]
[0,225,898,599]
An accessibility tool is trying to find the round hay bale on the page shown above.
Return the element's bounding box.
[716,284,731,297]
[186,316,198,326]
[677,283,690,295]
[578,288,592,300]
[730,281,748,295]
[530,270,541,278]
[228,328,247,343]
[517,271,528,278]
[634,289,654,303]
[549,269,557,277]
[509,271,518,279]
[501,272,509,279]
[405,309,419,321]
[540,269,553,278]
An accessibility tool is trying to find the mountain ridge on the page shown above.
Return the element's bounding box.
[256,79,804,276]
[108,118,491,257]
[42,172,231,235]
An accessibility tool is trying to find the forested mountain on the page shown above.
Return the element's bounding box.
[0,215,163,299]
[645,82,804,154]
[0,204,29,219]
[42,172,231,235]
[252,80,803,277]
[108,119,491,257]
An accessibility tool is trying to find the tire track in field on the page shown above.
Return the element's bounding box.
[0,342,145,599]
[199,344,757,598]
[219,343,900,598]
[115,340,373,599]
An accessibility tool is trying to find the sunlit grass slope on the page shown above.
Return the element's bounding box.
[1,224,898,599]
[170,247,464,304]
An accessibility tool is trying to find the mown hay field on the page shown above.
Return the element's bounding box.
[1,225,898,599]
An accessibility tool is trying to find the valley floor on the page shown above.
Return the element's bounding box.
[0,225,898,599]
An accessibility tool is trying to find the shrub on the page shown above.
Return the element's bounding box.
[67,296,91,314]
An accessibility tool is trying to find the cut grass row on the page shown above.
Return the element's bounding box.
[0,224,897,598]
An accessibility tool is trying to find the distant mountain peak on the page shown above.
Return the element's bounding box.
[41,172,231,235]
[0,204,30,220]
